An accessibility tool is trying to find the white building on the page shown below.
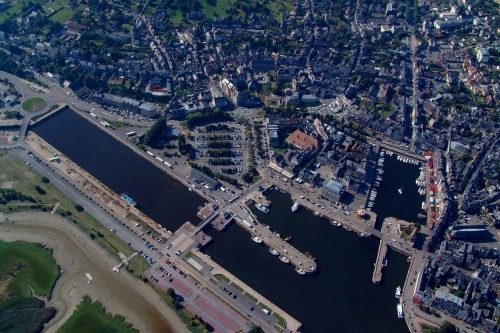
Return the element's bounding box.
[477,48,490,63]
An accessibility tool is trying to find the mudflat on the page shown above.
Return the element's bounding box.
[0,211,190,333]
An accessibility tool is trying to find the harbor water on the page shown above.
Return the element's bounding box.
[31,109,206,231]
[31,109,418,332]
[372,153,425,229]
[202,190,410,333]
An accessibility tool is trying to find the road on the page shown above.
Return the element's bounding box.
[8,147,163,264]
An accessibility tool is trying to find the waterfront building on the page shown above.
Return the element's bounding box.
[321,179,346,201]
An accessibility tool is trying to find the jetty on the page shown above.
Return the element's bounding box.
[373,240,388,284]
[233,206,317,274]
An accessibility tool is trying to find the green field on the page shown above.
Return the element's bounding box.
[49,8,73,23]
[0,240,59,310]
[0,2,24,24]
[21,97,46,112]
[0,155,134,261]
[58,296,138,333]
[121,23,134,32]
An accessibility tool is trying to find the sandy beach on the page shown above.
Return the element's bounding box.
[0,211,190,333]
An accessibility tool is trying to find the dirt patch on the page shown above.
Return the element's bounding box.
[0,211,189,333]
[0,181,14,189]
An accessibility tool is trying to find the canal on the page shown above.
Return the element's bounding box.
[31,108,206,231]
[203,190,411,333]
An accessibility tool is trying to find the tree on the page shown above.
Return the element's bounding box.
[74,204,84,212]
[166,288,176,298]
[41,177,50,183]
[439,322,456,333]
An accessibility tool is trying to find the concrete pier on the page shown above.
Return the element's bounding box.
[233,205,317,274]
[373,240,388,284]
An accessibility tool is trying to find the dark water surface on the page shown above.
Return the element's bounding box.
[32,109,417,333]
[32,109,206,231]
[373,154,426,229]
[203,190,410,333]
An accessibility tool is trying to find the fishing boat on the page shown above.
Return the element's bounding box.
[331,220,342,227]
[284,236,292,241]
[397,303,404,318]
[398,186,403,194]
[291,202,300,212]
[269,248,279,256]
[295,267,305,275]
[255,203,270,213]
[252,236,263,243]
[280,256,290,263]
[395,286,402,298]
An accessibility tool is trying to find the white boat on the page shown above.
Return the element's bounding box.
[291,202,300,212]
[358,232,369,237]
[331,220,342,227]
[255,203,269,213]
[397,303,404,318]
[295,267,305,275]
[280,256,290,263]
[343,225,352,232]
[395,286,402,298]
[269,248,279,256]
[398,187,403,194]
[252,236,263,243]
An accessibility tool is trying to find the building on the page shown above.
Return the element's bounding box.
[322,179,346,201]
[138,103,157,118]
[250,59,276,72]
[286,130,318,150]
[268,125,279,147]
[477,48,490,63]
[447,225,490,239]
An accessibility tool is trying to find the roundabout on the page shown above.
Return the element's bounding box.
[21,97,46,112]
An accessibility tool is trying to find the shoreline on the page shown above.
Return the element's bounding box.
[0,211,190,333]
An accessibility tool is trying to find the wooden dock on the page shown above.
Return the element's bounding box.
[373,240,388,284]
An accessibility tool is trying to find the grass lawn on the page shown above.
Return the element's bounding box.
[0,3,24,24]
[121,23,134,32]
[213,274,230,283]
[270,147,288,154]
[230,282,244,292]
[198,0,234,18]
[266,0,294,19]
[49,8,73,23]
[0,155,134,261]
[21,97,46,112]
[58,296,138,333]
[169,10,184,25]
[243,292,258,303]
[125,255,149,278]
[0,240,59,310]
[272,312,286,327]
[55,0,70,5]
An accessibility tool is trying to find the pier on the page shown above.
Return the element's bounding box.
[233,205,317,274]
[373,240,388,284]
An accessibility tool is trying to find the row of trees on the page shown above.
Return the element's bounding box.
[189,162,238,186]
[207,141,232,149]
[183,109,232,127]
[143,118,167,149]
[0,189,36,205]
[208,158,234,165]
[206,149,233,157]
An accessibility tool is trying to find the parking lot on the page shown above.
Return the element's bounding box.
[216,280,277,326]
[191,123,249,176]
